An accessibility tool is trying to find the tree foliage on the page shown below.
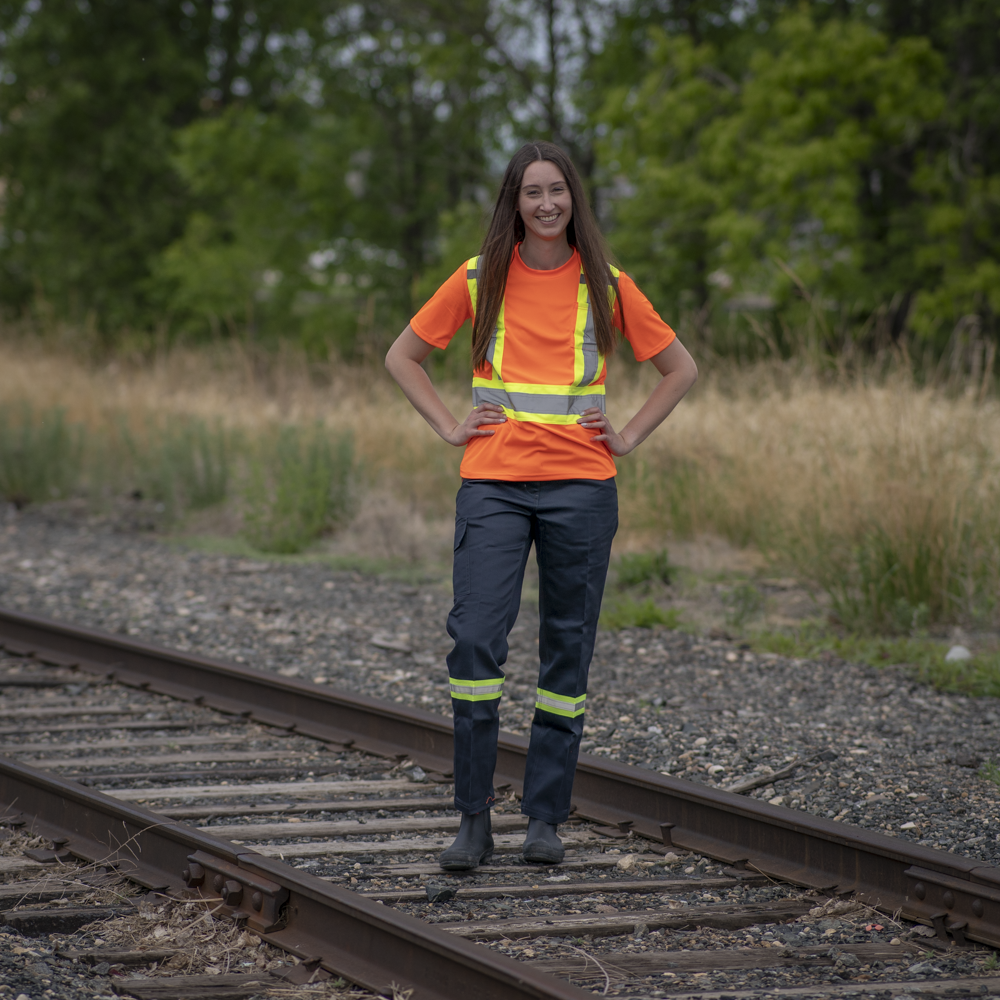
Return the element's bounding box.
[0,0,996,358]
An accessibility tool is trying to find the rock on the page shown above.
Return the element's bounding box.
[907,961,943,975]
[945,645,972,662]
[615,853,638,873]
[425,883,457,903]
[406,766,427,783]
[951,753,982,768]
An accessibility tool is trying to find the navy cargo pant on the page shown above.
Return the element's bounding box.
[447,478,618,824]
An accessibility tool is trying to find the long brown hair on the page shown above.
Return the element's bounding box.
[471,141,619,370]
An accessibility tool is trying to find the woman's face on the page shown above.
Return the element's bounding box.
[517,160,573,243]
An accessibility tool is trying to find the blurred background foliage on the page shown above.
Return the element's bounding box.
[0,0,997,365]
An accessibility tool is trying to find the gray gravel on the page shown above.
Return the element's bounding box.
[2,501,999,868]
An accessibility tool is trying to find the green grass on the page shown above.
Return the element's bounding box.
[980,761,1000,791]
[0,403,83,507]
[615,548,674,588]
[724,581,766,630]
[126,416,233,519]
[176,533,445,582]
[601,597,683,631]
[241,424,354,554]
[750,623,1000,697]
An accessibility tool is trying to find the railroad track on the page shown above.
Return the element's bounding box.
[0,606,999,1000]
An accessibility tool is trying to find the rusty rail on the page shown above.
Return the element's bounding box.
[1,606,999,960]
[0,755,589,1000]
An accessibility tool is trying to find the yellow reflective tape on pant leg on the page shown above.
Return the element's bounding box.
[535,687,587,718]
[450,677,505,702]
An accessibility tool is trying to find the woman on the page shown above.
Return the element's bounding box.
[385,141,697,871]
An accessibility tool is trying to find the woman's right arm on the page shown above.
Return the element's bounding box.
[385,325,506,446]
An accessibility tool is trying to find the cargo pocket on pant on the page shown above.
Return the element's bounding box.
[453,517,471,596]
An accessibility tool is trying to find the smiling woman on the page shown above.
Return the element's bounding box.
[517,160,574,259]
[384,140,698,875]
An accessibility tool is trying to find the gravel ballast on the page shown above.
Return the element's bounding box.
[1,503,998,864]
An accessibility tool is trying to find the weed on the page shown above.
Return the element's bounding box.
[751,624,1000,697]
[0,403,83,507]
[983,951,1000,971]
[242,424,353,554]
[616,549,673,588]
[128,417,233,519]
[724,581,765,631]
[980,761,1000,791]
[601,598,682,631]
[917,650,1000,699]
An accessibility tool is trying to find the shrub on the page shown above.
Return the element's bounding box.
[242,424,353,553]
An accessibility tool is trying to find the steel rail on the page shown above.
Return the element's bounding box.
[2,606,999,954]
[0,755,591,1000]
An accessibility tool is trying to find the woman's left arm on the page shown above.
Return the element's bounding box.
[578,339,697,456]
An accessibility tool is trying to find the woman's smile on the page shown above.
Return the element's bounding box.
[518,159,573,246]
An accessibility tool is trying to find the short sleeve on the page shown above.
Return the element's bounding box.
[614,272,676,362]
[410,261,474,350]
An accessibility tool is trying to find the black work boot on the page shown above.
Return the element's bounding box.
[522,817,564,864]
[439,810,494,871]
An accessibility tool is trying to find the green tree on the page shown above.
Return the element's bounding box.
[600,11,947,350]
[155,2,507,356]
[0,0,314,334]
[879,0,1000,347]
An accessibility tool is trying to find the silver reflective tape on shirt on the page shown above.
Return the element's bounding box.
[473,387,605,416]
[580,302,599,385]
[536,692,586,712]
[577,273,601,386]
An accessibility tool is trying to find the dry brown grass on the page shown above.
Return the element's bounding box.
[616,366,1000,628]
[2,336,998,628]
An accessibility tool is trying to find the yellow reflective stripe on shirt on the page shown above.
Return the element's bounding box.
[535,687,587,718]
[467,256,479,313]
[450,677,505,702]
[472,379,606,397]
[573,272,590,387]
[468,256,507,382]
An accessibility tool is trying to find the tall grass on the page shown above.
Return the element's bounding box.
[614,369,1000,632]
[0,403,82,507]
[123,416,233,518]
[242,424,354,553]
[0,336,998,631]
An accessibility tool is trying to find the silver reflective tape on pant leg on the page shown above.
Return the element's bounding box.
[449,679,504,702]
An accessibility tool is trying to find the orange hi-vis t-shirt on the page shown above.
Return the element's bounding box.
[410,247,677,482]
